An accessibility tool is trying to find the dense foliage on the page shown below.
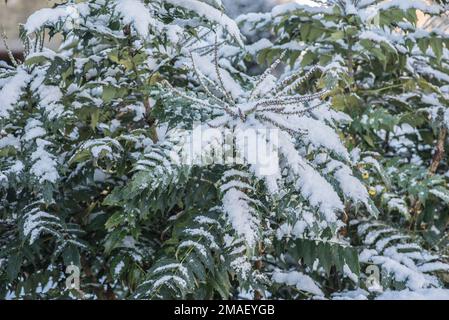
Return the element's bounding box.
[0,0,448,299]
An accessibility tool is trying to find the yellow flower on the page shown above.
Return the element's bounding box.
[369,187,377,196]
[362,172,369,180]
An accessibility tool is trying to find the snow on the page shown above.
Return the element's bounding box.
[343,0,357,15]
[430,188,449,203]
[332,288,369,300]
[25,7,70,34]
[24,3,87,35]
[277,132,343,222]
[91,145,113,158]
[343,264,359,283]
[185,228,219,249]
[288,115,350,160]
[23,119,47,142]
[23,208,60,245]
[361,253,430,290]
[357,220,449,293]
[0,134,21,150]
[150,275,187,291]
[272,1,330,17]
[386,197,409,217]
[35,84,66,120]
[2,0,449,300]
[329,161,370,204]
[296,164,343,222]
[360,31,391,44]
[251,75,277,99]
[222,188,259,248]
[178,240,208,259]
[333,288,449,300]
[8,161,24,175]
[116,0,158,38]
[0,68,32,119]
[293,0,320,7]
[165,0,243,46]
[153,263,189,278]
[418,262,449,273]
[377,288,449,300]
[122,103,146,122]
[377,0,441,15]
[230,256,252,280]
[246,39,273,55]
[272,270,324,296]
[114,261,125,276]
[30,139,60,184]
[190,52,243,99]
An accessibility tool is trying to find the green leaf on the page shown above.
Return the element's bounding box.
[24,54,50,66]
[102,86,117,104]
[430,38,443,63]
[62,245,81,267]
[342,247,360,276]
[317,242,332,275]
[430,187,449,203]
[91,108,100,129]
[7,253,22,281]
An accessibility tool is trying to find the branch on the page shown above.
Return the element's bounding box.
[1,27,19,67]
[214,34,234,104]
[249,51,286,100]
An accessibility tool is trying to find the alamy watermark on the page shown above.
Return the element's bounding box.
[365,265,383,292]
[65,264,80,291]
[167,125,280,176]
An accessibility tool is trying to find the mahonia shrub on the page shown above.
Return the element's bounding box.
[0,0,448,299]
[240,0,449,299]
